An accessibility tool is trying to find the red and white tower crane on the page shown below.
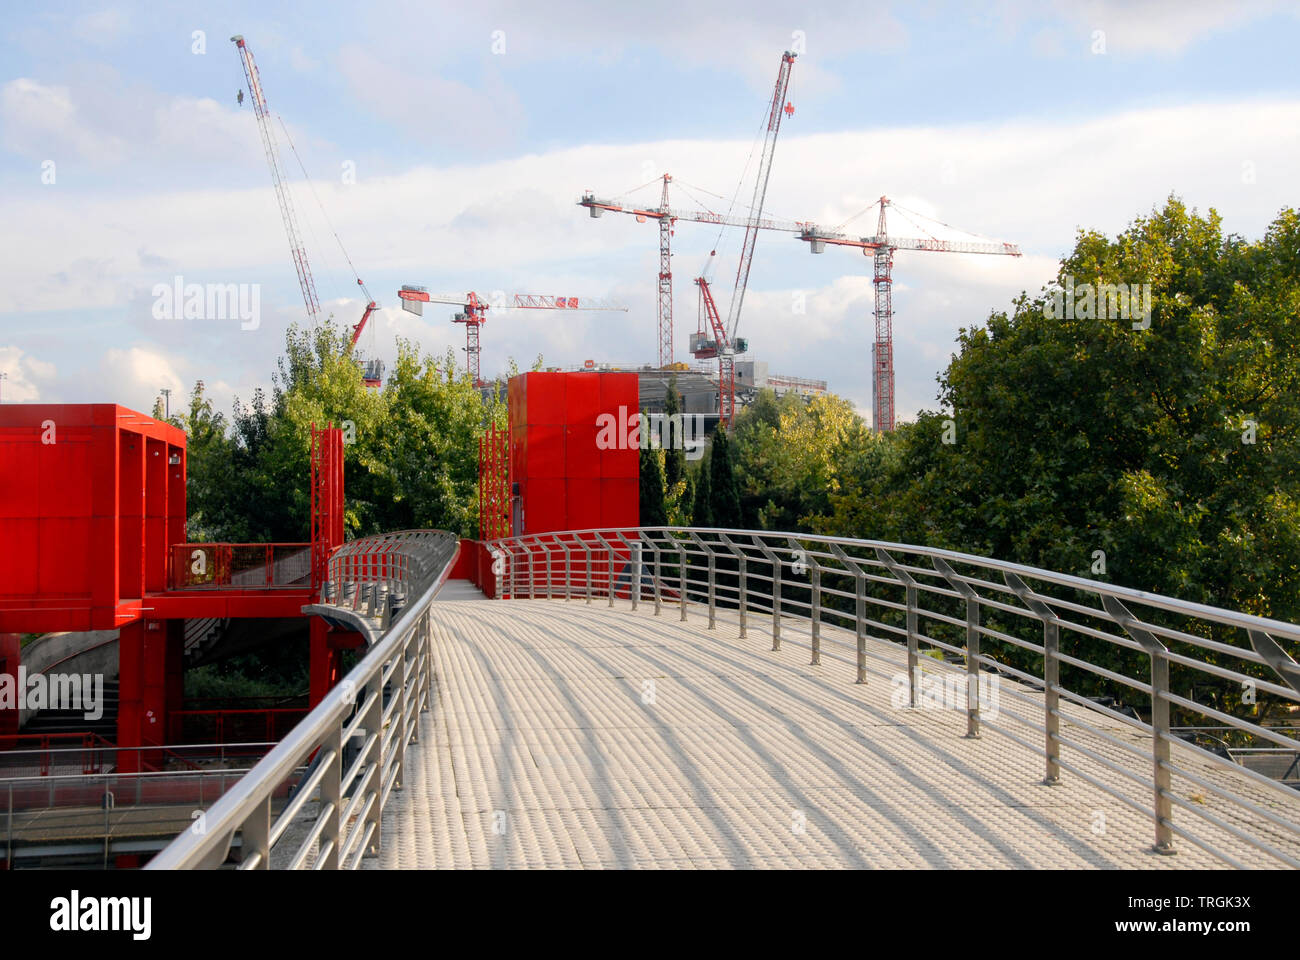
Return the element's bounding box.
[231,35,319,323]
[799,198,1021,433]
[579,51,797,369]
[397,286,628,385]
[233,34,384,387]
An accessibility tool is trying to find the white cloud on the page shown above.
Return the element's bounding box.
[3,96,1297,424]
[0,346,58,402]
[103,345,187,412]
[72,8,130,47]
[993,0,1295,56]
[0,78,127,162]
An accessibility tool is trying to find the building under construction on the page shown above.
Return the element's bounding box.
[481,357,825,435]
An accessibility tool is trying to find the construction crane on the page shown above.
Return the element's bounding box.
[799,197,1022,433]
[231,35,319,323]
[397,286,628,385]
[691,277,749,426]
[579,51,797,369]
[683,50,795,428]
[347,279,382,387]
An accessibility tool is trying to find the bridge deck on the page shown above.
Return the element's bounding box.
[367,593,1296,869]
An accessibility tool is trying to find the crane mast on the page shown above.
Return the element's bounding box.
[694,278,739,425]
[726,51,795,341]
[231,35,320,322]
[800,197,1022,433]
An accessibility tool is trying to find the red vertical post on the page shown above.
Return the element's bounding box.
[0,634,19,737]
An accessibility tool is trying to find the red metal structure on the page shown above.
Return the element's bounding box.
[347,280,383,388]
[478,424,510,541]
[506,372,639,536]
[397,286,627,386]
[799,197,1022,432]
[0,405,349,770]
[692,277,742,427]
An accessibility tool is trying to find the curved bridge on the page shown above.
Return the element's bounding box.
[149,528,1300,870]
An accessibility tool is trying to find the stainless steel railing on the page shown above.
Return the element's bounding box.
[147,530,461,870]
[484,526,1300,868]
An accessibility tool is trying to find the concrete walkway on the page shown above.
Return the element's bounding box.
[367,594,1300,869]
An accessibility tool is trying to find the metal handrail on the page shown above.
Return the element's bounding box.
[483,526,1300,868]
[147,530,461,870]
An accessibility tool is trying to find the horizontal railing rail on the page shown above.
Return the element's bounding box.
[482,526,1300,869]
[147,530,461,870]
[169,543,313,590]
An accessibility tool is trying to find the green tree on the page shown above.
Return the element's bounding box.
[691,454,713,527]
[708,425,743,529]
[639,444,668,526]
[817,196,1300,713]
[663,375,685,488]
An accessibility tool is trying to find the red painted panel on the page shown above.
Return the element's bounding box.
[601,478,640,529]
[524,477,566,534]
[565,372,601,425]
[524,372,566,424]
[508,374,526,426]
[601,442,640,479]
[119,432,145,600]
[525,424,565,479]
[599,372,639,413]
[564,423,601,479]
[1,520,38,594]
[4,438,40,518]
[566,478,602,531]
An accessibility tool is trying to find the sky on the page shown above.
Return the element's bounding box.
[2,0,1298,423]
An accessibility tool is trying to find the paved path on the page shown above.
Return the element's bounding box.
[367,589,1300,869]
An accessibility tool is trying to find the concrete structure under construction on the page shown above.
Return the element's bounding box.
[484,357,826,434]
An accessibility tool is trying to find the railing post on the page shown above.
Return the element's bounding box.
[934,558,981,739]
[791,538,820,665]
[1102,596,1175,855]
[240,796,271,869]
[721,534,746,639]
[559,538,572,602]
[749,537,781,650]
[875,549,923,695]
[527,544,536,600]
[689,533,716,629]
[647,533,663,616]
[1043,619,1060,781]
[581,538,594,604]
[595,534,617,607]
[319,724,342,869]
[630,539,642,612]
[676,539,689,621]
[362,675,384,859]
[1005,572,1061,785]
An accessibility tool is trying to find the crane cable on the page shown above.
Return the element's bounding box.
[277,116,373,307]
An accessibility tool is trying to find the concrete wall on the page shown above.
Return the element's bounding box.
[18,630,119,727]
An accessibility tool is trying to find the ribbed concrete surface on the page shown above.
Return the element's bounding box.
[365,593,1300,869]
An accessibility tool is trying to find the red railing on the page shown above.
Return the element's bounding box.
[169,543,312,590]
[166,708,309,745]
[0,732,115,776]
